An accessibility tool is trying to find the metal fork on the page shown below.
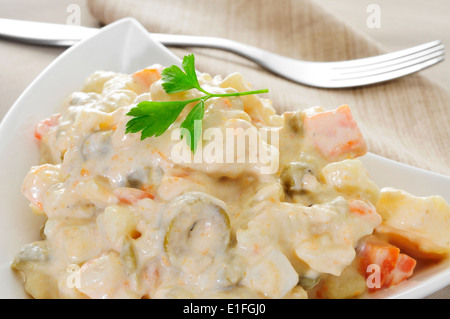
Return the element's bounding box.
[154,34,445,88]
[0,19,444,88]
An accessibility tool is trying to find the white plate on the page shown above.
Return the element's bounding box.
[0,18,448,299]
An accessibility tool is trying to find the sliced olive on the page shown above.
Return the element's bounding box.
[11,241,56,298]
[298,273,321,290]
[280,162,314,193]
[81,131,112,160]
[163,192,231,272]
[11,241,49,270]
[284,111,304,133]
[125,166,164,189]
[125,169,147,189]
[126,166,164,190]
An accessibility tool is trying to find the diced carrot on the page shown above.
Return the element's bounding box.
[357,240,399,291]
[113,187,154,204]
[34,113,60,140]
[386,253,416,286]
[131,66,163,93]
[303,105,367,161]
[357,239,416,292]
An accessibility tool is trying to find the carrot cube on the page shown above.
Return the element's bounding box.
[357,239,416,292]
[303,105,367,161]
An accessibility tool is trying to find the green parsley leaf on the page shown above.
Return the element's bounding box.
[125,53,268,153]
[161,54,203,94]
[125,100,191,139]
[180,99,205,152]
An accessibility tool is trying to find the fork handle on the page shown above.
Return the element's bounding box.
[152,33,268,66]
[0,18,307,83]
[150,32,305,80]
[0,18,264,63]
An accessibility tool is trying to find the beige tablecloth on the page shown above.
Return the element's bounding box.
[0,0,448,298]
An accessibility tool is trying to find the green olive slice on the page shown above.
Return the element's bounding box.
[163,192,230,272]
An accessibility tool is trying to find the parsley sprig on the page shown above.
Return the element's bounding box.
[125,54,268,152]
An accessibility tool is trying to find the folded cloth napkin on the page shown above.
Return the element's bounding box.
[87,0,450,176]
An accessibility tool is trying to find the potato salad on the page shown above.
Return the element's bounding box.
[12,60,450,299]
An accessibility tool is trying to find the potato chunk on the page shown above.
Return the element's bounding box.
[322,159,380,204]
[375,187,450,258]
[314,261,367,299]
[242,249,298,298]
[21,164,64,214]
[77,251,138,299]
